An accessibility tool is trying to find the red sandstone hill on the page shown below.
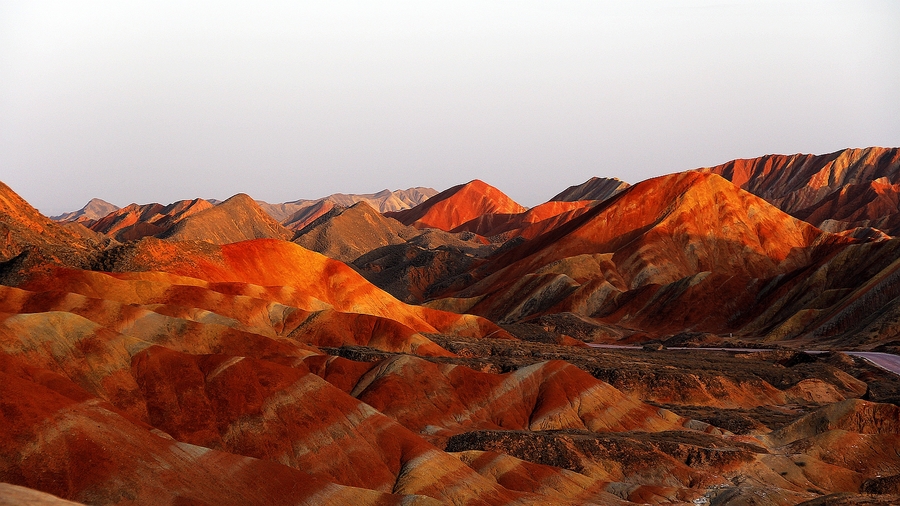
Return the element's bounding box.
[386,180,527,231]
[86,198,213,241]
[282,199,339,230]
[159,193,293,244]
[428,172,852,334]
[386,180,594,241]
[700,147,900,235]
[3,176,900,505]
[0,181,104,269]
[0,189,738,504]
[450,200,596,240]
[74,237,507,341]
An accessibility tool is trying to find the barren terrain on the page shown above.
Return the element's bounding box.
[2,148,900,505]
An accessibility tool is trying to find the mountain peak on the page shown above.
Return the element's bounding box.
[160,193,291,244]
[51,198,120,223]
[386,180,525,231]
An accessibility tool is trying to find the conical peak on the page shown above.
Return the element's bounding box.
[387,179,524,231]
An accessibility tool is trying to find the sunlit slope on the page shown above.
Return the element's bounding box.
[431,172,851,333]
[702,147,900,235]
[387,180,527,231]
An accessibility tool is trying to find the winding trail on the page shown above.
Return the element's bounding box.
[587,344,900,377]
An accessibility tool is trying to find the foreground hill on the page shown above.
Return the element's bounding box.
[701,147,900,235]
[5,257,898,505]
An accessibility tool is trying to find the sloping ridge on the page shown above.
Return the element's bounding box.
[793,177,900,235]
[160,193,292,244]
[0,181,98,265]
[91,237,509,339]
[257,187,438,222]
[88,198,213,241]
[550,177,630,202]
[282,199,338,230]
[386,180,526,231]
[450,200,595,239]
[700,147,900,224]
[479,171,833,289]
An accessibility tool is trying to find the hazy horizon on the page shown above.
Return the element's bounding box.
[2,1,898,215]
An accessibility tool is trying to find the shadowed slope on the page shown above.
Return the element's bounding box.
[550,177,630,203]
[794,177,900,235]
[290,201,497,303]
[282,199,338,230]
[387,180,527,231]
[160,193,292,244]
[293,201,417,262]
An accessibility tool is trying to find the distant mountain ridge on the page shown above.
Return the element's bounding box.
[256,187,438,222]
[53,187,438,237]
[51,198,119,223]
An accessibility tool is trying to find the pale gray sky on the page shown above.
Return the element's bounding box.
[1,1,898,215]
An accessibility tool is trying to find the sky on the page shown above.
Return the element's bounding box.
[1,1,899,215]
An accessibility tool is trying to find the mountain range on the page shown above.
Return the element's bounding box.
[2,147,900,505]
